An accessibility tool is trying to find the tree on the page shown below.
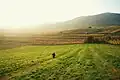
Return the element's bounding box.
[85,36,94,43]
[88,26,92,28]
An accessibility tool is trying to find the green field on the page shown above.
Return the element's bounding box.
[0,44,120,80]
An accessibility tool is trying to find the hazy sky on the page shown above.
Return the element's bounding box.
[0,0,120,28]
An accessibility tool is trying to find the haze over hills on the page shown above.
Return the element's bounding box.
[53,12,120,29]
[2,12,120,35]
[33,12,120,32]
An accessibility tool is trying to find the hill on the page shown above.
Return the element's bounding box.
[37,12,120,31]
[61,26,120,34]
[58,12,120,29]
[2,12,120,34]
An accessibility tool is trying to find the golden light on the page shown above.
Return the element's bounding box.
[0,0,98,28]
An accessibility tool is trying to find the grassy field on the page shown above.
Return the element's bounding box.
[0,44,120,80]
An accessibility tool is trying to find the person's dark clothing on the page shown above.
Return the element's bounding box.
[52,53,56,58]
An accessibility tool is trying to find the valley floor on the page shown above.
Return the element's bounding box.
[0,44,120,80]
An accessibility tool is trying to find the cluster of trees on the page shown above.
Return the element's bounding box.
[85,36,105,43]
[85,35,120,45]
[106,36,120,45]
[107,40,120,45]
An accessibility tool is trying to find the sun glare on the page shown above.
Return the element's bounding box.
[0,0,98,28]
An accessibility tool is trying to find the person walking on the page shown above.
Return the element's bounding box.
[52,52,56,58]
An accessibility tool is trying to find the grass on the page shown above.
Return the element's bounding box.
[0,44,120,80]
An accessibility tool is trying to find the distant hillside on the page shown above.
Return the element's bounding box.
[34,12,120,32]
[57,12,120,29]
[60,26,120,34]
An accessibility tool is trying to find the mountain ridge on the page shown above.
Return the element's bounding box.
[63,12,120,28]
[37,12,120,32]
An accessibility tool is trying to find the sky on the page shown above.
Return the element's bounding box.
[0,0,120,28]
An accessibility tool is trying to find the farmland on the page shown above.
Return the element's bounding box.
[0,10,120,80]
[0,44,120,80]
[0,26,120,50]
[0,26,120,80]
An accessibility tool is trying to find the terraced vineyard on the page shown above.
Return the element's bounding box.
[0,44,120,80]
